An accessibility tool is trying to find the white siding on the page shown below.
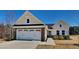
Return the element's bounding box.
[51,30,69,35]
[49,21,69,35]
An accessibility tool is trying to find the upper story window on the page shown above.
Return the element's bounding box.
[27,19,29,23]
[60,24,62,27]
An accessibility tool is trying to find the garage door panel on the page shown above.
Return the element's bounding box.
[16,29,41,41]
[16,30,23,39]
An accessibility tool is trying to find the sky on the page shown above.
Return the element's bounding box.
[0,10,79,26]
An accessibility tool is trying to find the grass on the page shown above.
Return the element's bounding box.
[36,44,79,49]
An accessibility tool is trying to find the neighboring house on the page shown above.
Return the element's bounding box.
[13,11,69,41]
[13,11,47,41]
[47,20,69,36]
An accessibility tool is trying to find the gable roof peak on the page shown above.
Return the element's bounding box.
[57,20,69,26]
[15,10,45,25]
[57,20,66,24]
[23,11,33,16]
[59,20,65,23]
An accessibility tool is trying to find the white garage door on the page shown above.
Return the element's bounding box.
[16,29,41,41]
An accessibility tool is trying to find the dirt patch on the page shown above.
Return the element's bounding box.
[54,40,78,45]
[54,35,79,45]
[36,44,79,49]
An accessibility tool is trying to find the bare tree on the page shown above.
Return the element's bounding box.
[0,24,5,39]
[4,10,16,41]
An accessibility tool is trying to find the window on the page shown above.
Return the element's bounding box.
[30,29,34,31]
[57,30,60,35]
[62,30,65,35]
[60,24,62,27]
[24,29,28,31]
[27,19,29,23]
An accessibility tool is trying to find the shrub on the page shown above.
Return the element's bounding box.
[53,35,58,40]
[53,35,71,40]
[58,36,64,40]
[3,37,11,41]
[63,35,71,40]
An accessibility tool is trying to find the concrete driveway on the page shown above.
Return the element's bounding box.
[0,38,55,49]
[0,40,41,49]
